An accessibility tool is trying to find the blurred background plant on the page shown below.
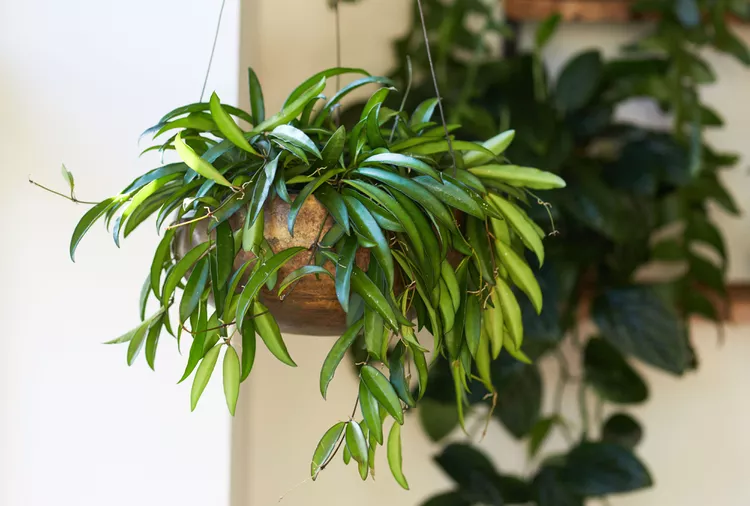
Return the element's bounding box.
[363,0,748,503]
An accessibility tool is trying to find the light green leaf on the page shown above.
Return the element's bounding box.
[174,133,233,187]
[210,92,259,155]
[190,344,222,411]
[311,422,347,479]
[223,345,241,416]
[387,421,409,490]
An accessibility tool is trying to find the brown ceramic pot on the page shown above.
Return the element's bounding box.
[174,195,368,336]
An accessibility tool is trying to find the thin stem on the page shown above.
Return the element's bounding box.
[578,382,590,438]
[200,0,227,102]
[414,0,457,176]
[29,178,99,205]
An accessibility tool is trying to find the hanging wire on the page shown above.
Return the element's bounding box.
[415,0,458,176]
[200,0,228,102]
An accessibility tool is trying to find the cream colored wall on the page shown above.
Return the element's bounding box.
[0,2,240,505]
[232,3,750,506]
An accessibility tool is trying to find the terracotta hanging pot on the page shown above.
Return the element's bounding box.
[174,195,369,336]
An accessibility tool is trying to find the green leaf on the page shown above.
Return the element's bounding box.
[534,466,584,506]
[602,413,643,449]
[488,195,544,265]
[223,345,241,416]
[126,320,150,366]
[210,92,259,155]
[190,344,222,411]
[334,235,359,313]
[246,153,281,228]
[555,50,603,112]
[153,113,216,138]
[69,197,119,261]
[255,77,327,132]
[493,363,542,438]
[174,133,233,187]
[387,421,409,490]
[179,303,209,382]
[419,399,459,442]
[593,286,688,374]
[278,266,333,296]
[320,320,364,398]
[350,265,403,331]
[360,365,403,424]
[410,98,439,126]
[270,125,322,159]
[288,169,341,235]
[434,443,498,489]
[535,13,561,48]
[284,67,369,107]
[320,125,346,168]
[247,67,265,125]
[311,422,346,479]
[359,380,383,444]
[560,442,653,496]
[179,256,210,324]
[253,301,296,367]
[584,338,648,404]
[468,164,566,190]
[240,318,256,382]
[317,76,394,124]
[343,195,395,289]
[61,164,75,196]
[315,183,350,234]
[528,416,563,458]
[413,176,484,219]
[389,342,416,407]
[345,421,368,466]
[144,317,163,370]
[463,130,515,167]
[362,153,440,181]
[354,167,455,228]
[714,25,750,65]
[345,180,426,262]
[236,247,305,330]
[162,242,211,308]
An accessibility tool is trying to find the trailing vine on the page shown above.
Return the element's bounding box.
[386,0,745,503]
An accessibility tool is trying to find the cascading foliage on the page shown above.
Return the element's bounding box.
[66,67,565,486]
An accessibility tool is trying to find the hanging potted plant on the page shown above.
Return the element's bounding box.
[33,1,567,489]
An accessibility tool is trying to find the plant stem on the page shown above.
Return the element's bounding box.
[389,55,412,143]
[414,0,457,176]
[29,178,99,205]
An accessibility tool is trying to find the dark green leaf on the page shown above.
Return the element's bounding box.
[179,256,210,325]
[584,338,648,404]
[535,13,561,48]
[320,320,364,398]
[246,153,281,227]
[556,50,603,112]
[343,195,395,288]
[493,362,542,438]
[419,399,459,442]
[247,67,265,125]
[236,247,305,330]
[560,442,653,496]
[359,380,383,444]
[253,301,296,366]
[389,342,416,407]
[69,197,119,261]
[315,183,350,234]
[240,317,257,382]
[593,286,688,375]
[602,413,643,449]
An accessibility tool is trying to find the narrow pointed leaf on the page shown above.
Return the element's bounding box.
[320,320,364,398]
[223,345,241,416]
[360,365,403,424]
[190,344,222,411]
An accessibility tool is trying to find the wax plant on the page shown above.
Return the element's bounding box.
[40,65,566,487]
[385,0,744,504]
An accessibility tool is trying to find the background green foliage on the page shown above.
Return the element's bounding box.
[385,0,746,503]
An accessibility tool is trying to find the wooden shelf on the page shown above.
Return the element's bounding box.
[505,0,633,22]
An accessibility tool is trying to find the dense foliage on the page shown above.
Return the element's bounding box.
[385,0,745,504]
[59,67,566,486]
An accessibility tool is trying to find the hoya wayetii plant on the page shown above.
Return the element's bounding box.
[54,67,565,486]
